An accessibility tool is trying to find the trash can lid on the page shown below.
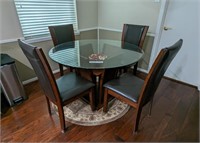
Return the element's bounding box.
[0,54,15,66]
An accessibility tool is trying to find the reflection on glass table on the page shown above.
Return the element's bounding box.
[49,39,144,108]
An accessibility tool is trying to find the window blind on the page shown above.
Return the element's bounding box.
[14,0,78,40]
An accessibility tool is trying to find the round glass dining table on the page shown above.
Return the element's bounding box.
[49,39,144,107]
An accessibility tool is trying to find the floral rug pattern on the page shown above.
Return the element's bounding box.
[52,99,130,126]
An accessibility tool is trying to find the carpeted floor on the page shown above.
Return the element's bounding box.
[52,99,130,126]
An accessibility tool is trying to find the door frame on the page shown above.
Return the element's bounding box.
[148,0,169,70]
[150,0,200,90]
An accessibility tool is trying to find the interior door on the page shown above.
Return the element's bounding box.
[153,0,200,89]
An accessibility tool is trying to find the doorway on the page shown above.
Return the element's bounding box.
[151,0,200,89]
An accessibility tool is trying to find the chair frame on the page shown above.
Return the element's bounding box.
[121,24,149,75]
[103,39,183,133]
[48,24,75,46]
[35,47,94,133]
[19,39,94,133]
[48,24,75,76]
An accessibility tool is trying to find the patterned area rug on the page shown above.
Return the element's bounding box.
[52,99,130,126]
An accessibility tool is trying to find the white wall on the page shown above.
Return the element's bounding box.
[0,0,98,43]
[156,0,199,89]
[0,0,23,42]
[1,0,159,40]
[1,0,199,89]
[98,0,161,34]
[76,0,98,30]
[198,0,200,90]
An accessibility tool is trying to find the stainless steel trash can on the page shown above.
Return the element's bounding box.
[0,54,27,106]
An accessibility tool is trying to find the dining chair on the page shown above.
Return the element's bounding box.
[18,39,95,133]
[48,24,75,76]
[121,24,149,75]
[103,39,183,133]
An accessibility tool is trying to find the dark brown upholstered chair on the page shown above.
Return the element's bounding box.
[18,39,95,133]
[121,24,149,75]
[48,24,75,76]
[103,39,183,133]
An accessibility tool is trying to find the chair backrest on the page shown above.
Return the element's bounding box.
[48,24,75,46]
[139,39,183,106]
[121,24,149,48]
[18,39,60,103]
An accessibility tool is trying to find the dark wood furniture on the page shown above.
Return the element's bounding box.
[18,39,95,133]
[48,39,144,108]
[103,39,183,133]
[48,24,75,76]
[2,70,199,142]
[121,24,149,75]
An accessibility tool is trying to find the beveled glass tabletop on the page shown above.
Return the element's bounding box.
[49,39,144,70]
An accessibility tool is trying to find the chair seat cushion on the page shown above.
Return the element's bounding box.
[56,73,95,101]
[103,73,144,103]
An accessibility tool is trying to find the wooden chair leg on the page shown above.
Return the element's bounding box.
[89,88,95,111]
[59,64,64,76]
[45,96,52,115]
[133,62,138,75]
[134,107,143,133]
[57,105,67,133]
[103,88,109,112]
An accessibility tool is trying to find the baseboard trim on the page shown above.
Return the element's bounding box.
[22,67,198,91]
[137,70,198,90]
[163,76,198,90]
[137,68,148,74]
[22,68,61,85]
[22,77,38,85]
